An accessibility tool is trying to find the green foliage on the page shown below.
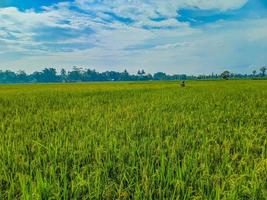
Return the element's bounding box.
[1,67,267,83]
[260,67,266,77]
[0,81,266,199]
[221,71,231,80]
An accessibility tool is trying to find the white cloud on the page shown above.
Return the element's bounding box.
[180,0,248,11]
[1,0,267,75]
[74,0,248,19]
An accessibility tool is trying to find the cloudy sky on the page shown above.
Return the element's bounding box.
[0,0,267,74]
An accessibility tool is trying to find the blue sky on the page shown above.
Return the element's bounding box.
[0,0,267,74]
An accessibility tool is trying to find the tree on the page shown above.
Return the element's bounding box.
[68,66,82,82]
[16,70,28,82]
[137,69,145,76]
[153,72,167,80]
[60,68,67,82]
[41,68,58,82]
[83,69,100,81]
[120,70,130,81]
[221,71,230,80]
[141,69,145,75]
[30,71,42,82]
[260,67,266,76]
[252,70,257,77]
[3,66,266,83]
[0,70,17,83]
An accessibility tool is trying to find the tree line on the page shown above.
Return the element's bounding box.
[0,66,266,83]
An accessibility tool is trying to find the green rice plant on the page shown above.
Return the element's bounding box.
[0,80,266,199]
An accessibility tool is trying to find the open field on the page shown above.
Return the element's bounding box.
[0,80,266,199]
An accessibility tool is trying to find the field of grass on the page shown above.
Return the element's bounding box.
[0,80,266,199]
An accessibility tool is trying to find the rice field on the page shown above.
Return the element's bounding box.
[0,80,266,199]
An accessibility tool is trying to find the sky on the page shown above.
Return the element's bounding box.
[0,0,267,74]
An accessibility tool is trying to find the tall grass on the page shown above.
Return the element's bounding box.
[0,80,266,199]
